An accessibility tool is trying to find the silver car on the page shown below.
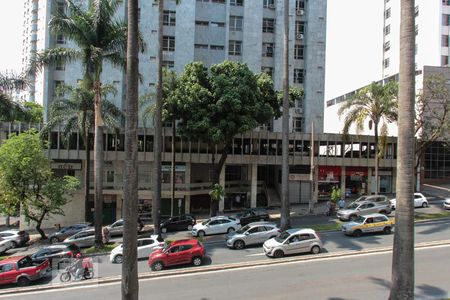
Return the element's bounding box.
[337,200,391,221]
[64,229,95,248]
[0,230,30,248]
[226,222,280,249]
[351,195,389,206]
[263,228,323,258]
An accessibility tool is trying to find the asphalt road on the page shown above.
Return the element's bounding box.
[5,244,450,300]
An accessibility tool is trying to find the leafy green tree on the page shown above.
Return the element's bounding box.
[338,81,398,194]
[0,131,79,239]
[41,83,122,222]
[176,61,281,216]
[22,102,44,123]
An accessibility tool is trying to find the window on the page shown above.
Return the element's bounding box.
[195,44,208,49]
[56,1,67,15]
[384,58,389,68]
[55,61,65,71]
[294,44,304,59]
[162,60,174,69]
[293,117,303,132]
[263,0,275,8]
[295,21,305,34]
[248,227,259,234]
[442,35,449,47]
[163,36,175,51]
[0,264,14,273]
[385,8,391,19]
[56,34,65,44]
[138,8,141,22]
[211,21,225,27]
[228,40,242,55]
[262,18,275,33]
[179,245,193,251]
[210,45,224,50]
[262,43,274,57]
[230,0,243,6]
[168,246,180,253]
[195,20,209,26]
[444,0,450,5]
[163,10,176,26]
[106,170,114,183]
[442,55,449,66]
[384,24,390,35]
[296,0,305,10]
[293,69,304,84]
[443,14,450,26]
[54,80,64,96]
[415,5,419,17]
[261,67,273,78]
[415,24,418,36]
[384,41,390,52]
[229,16,243,31]
[211,0,225,3]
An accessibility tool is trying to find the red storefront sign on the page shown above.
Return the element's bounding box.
[318,166,341,182]
[346,167,368,181]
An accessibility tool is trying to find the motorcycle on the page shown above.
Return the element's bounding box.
[60,257,94,282]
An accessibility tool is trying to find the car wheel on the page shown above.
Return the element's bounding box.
[161,227,167,233]
[350,215,358,222]
[17,277,30,287]
[114,254,123,264]
[50,237,59,244]
[151,261,164,271]
[192,256,202,266]
[187,225,193,231]
[383,227,392,234]
[353,229,362,237]
[273,250,284,258]
[310,245,321,254]
[227,227,235,234]
[233,240,245,250]
[198,230,205,237]
[422,202,428,208]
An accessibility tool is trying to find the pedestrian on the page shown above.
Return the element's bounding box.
[326,200,331,216]
[102,226,110,244]
[138,216,144,232]
[338,198,345,210]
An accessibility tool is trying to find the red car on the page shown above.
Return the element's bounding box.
[0,255,50,286]
[148,239,205,271]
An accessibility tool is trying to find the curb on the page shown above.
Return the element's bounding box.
[1,239,450,296]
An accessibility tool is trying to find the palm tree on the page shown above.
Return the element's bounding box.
[280,0,291,231]
[0,72,28,122]
[390,0,416,298]
[338,81,398,195]
[122,0,139,297]
[41,83,122,224]
[33,0,128,247]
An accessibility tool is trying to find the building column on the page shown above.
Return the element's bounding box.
[219,166,226,212]
[251,163,258,207]
[341,166,346,199]
[185,163,191,213]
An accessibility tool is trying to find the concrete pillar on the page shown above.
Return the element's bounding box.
[219,166,226,212]
[341,166,346,199]
[251,163,258,207]
[185,163,191,213]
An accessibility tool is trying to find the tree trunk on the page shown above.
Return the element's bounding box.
[35,213,48,240]
[374,121,379,195]
[152,0,164,235]
[280,0,291,231]
[94,79,104,248]
[84,132,91,222]
[5,215,9,227]
[171,119,176,217]
[389,0,415,299]
[122,0,139,298]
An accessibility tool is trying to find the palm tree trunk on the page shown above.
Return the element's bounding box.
[152,0,164,235]
[374,121,379,195]
[122,0,139,297]
[94,79,104,248]
[84,132,91,221]
[280,0,291,231]
[389,0,415,299]
[171,119,176,216]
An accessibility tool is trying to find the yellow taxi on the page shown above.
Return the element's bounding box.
[341,213,395,237]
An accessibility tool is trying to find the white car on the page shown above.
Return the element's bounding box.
[263,228,322,258]
[444,198,450,210]
[0,237,13,254]
[192,216,241,237]
[110,236,164,263]
[390,192,428,209]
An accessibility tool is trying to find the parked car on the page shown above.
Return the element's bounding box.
[49,223,91,244]
[337,201,391,221]
[351,195,389,206]
[389,192,428,209]
[0,237,13,254]
[31,243,80,269]
[226,222,280,249]
[160,214,196,233]
[263,228,322,258]
[191,216,241,237]
[235,208,270,226]
[444,198,450,210]
[341,213,395,237]
[110,236,165,264]
[0,230,30,248]
[106,218,143,236]
[0,256,50,286]
[63,229,95,248]
[148,239,205,271]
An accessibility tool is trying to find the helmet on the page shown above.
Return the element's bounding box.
[75,253,82,259]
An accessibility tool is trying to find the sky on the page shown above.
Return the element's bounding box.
[0,0,383,101]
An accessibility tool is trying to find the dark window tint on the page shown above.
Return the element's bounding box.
[179,245,193,251]
[248,227,259,234]
[168,246,180,253]
[0,264,14,272]
[140,239,154,246]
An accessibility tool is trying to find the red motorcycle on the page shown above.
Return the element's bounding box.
[60,257,94,282]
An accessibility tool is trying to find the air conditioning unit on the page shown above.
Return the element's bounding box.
[296,9,304,16]
[294,108,303,114]
[296,33,304,40]
[269,4,275,9]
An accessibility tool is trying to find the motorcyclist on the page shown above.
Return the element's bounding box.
[70,253,84,280]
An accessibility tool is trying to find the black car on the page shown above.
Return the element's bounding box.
[160,214,196,233]
[237,208,270,226]
[31,243,81,269]
[49,223,91,244]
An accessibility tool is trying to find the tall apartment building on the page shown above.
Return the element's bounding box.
[22,0,327,133]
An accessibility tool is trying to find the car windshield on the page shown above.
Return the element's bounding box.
[162,243,171,252]
[201,219,211,226]
[348,203,359,210]
[236,225,250,234]
[354,216,365,223]
[356,196,367,202]
[275,231,290,243]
